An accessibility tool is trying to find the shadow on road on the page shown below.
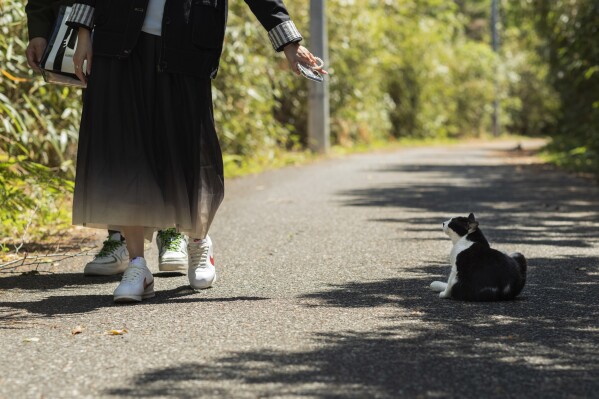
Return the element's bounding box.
[104,256,598,398]
[0,272,268,323]
[0,273,119,291]
[339,163,599,248]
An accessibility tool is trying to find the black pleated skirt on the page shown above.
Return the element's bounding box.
[73,33,224,239]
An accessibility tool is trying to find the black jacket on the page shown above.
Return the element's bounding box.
[60,0,302,78]
[26,0,73,40]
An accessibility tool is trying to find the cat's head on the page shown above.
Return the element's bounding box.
[442,213,479,242]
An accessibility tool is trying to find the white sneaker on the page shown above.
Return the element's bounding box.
[84,233,129,276]
[188,235,216,290]
[113,257,155,303]
[156,229,189,272]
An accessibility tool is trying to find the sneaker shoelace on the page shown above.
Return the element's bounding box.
[96,238,123,258]
[121,266,145,283]
[158,228,184,252]
[189,242,210,269]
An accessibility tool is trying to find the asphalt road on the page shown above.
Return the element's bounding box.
[1,141,598,398]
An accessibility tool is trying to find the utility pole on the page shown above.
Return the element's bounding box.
[308,0,330,153]
[491,0,501,137]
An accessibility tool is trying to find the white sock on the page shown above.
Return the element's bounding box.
[130,257,146,267]
[109,232,123,241]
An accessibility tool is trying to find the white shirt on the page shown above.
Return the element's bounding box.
[141,0,167,36]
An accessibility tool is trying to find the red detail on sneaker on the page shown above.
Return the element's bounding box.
[143,278,152,289]
[210,256,215,266]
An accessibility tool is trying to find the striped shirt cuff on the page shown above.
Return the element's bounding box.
[66,4,95,30]
[268,20,303,52]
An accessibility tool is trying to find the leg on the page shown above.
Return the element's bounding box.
[438,268,457,299]
[430,281,448,292]
[122,226,145,259]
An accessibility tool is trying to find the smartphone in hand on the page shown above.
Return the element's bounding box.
[297,62,324,83]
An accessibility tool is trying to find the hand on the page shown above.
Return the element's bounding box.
[26,37,48,72]
[283,43,328,76]
[73,28,93,84]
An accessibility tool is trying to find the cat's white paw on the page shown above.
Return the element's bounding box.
[439,291,450,299]
[430,281,448,292]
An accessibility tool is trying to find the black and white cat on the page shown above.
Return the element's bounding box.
[430,213,527,301]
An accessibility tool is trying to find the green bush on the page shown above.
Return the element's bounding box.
[0,1,78,247]
[506,0,599,173]
[380,1,501,139]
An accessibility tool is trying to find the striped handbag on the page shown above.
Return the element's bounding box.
[39,6,87,88]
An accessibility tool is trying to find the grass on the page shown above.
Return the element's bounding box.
[540,147,599,180]
[224,133,534,179]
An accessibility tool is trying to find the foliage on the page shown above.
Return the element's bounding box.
[0,1,78,246]
[376,1,500,139]
[213,1,300,163]
[506,0,599,174]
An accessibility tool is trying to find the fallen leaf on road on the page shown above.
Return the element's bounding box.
[71,326,85,335]
[23,337,40,343]
[105,329,128,335]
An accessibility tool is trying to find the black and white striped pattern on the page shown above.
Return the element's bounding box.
[268,20,303,52]
[66,3,95,30]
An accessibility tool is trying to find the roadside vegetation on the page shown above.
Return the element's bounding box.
[0,0,596,251]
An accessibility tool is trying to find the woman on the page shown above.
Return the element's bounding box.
[25,0,192,278]
[67,0,326,302]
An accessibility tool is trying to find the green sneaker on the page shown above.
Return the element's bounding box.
[156,228,188,272]
[84,232,129,276]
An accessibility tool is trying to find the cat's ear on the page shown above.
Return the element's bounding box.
[467,214,479,231]
[468,220,479,231]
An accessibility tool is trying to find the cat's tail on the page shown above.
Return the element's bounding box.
[510,252,527,296]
